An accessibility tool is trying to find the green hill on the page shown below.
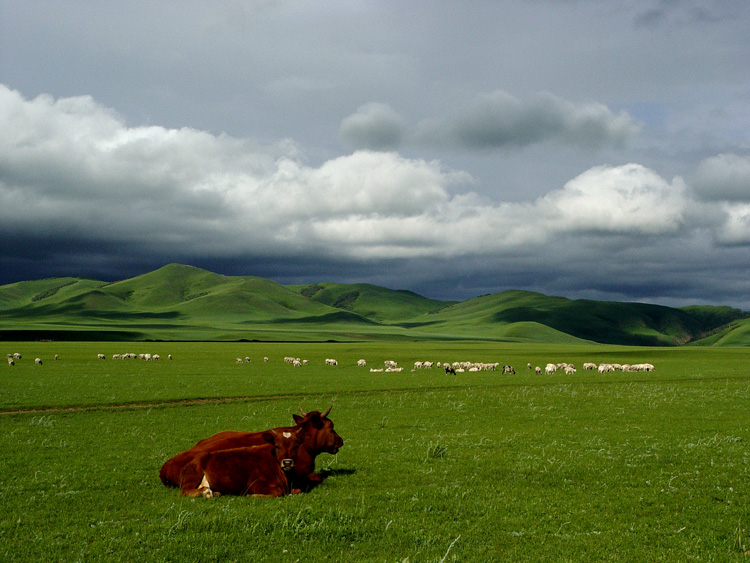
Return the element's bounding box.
[289,282,453,322]
[412,290,747,346]
[0,264,747,344]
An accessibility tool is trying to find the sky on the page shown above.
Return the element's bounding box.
[1,1,750,308]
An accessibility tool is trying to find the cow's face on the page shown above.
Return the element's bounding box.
[293,409,344,455]
[262,430,301,471]
[316,416,343,454]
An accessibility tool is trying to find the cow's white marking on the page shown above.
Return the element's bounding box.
[282,432,292,438]
[199,473,212,496]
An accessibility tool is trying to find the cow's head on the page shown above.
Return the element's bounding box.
[293,406,344,455]
[262,428,302,471]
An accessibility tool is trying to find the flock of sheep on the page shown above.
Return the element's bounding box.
[528,362,655,375]
[236,357,656,375]
[97,352,172,361]
[7,350,655,377]
[6,352,52,366]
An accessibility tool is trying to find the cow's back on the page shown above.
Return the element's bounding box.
[160,427,297,487]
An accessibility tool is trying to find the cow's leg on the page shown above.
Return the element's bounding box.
[180,473,219,498]
[246,478,287,498]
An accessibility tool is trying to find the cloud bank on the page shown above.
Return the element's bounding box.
[1,85,749,306]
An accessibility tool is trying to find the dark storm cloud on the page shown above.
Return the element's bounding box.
[340,92,642,151]
[416,91,642,150]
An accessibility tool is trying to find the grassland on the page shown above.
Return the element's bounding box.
[2,341,750,562]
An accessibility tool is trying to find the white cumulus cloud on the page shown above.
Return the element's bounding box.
[538,163,688,235]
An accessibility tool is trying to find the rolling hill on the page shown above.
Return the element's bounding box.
[0,263,747,344]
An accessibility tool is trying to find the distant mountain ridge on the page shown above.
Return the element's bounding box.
[0,263,748,345]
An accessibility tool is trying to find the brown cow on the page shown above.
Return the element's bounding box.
[160,407,343,491]
[179,429,301,498]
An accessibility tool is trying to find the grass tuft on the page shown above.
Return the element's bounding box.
[426,441,448,460]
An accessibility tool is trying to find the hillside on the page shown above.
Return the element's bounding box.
[409,290,727,346]
[288,282,453,322]
[0,264,747,344]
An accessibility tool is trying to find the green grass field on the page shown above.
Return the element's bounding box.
[2,342,749,561]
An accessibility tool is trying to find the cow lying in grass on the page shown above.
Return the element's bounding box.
[179,429,302,498]
[160,407,343,492]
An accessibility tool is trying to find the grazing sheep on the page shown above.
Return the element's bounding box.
[8,357,14,366]
[97,354,106,360]
[502,365,515,375]
[263,357,269,363]
[35,358,43,365]
[357,359,367,367]
[535,366,542,375]
[545,363,557,375]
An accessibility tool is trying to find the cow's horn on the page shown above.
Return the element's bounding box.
[322,405,332,418]
[299,407,308,416]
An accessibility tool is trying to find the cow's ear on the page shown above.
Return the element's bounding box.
[262,431,276,445]
[292,414,303,424]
